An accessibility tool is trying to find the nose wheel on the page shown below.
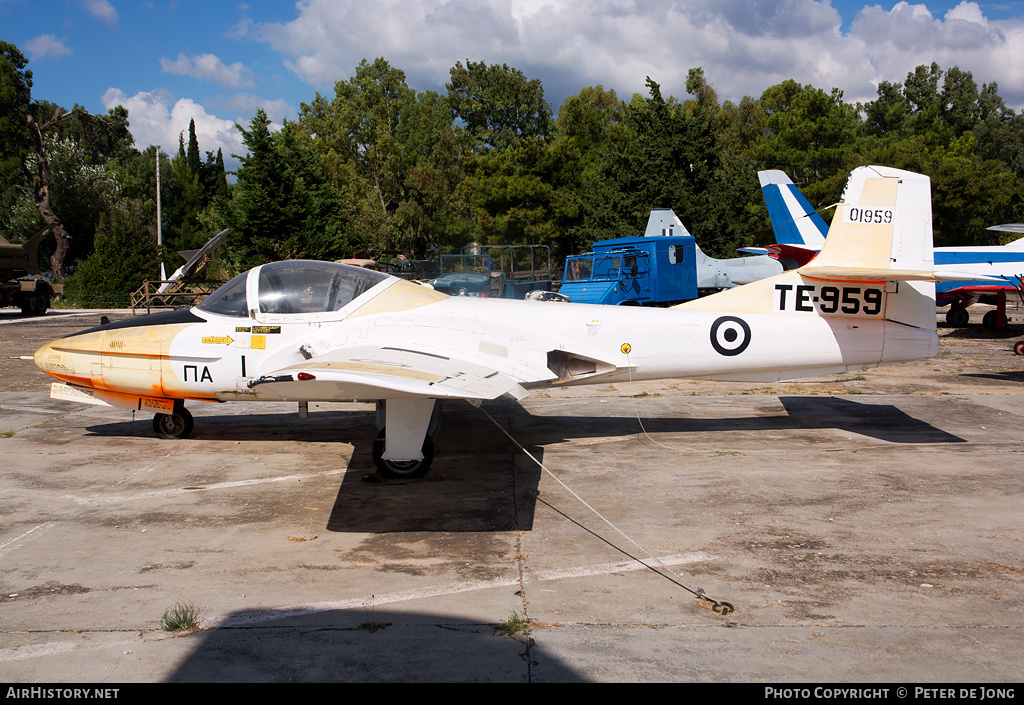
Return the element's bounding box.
[153,405,194,439]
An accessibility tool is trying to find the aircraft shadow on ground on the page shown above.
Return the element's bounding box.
[80,395,965,448]
[939,325,1021,339]
[80,396,963,534]
[514,395,966,447]
[961,370,1024,383]
[162,607,585,683]
[326,417,544,534]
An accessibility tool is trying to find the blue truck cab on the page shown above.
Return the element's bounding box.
[558,209,783,306]
[560,236,697,305]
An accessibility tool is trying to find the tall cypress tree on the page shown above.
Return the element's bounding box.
[186,118,201,178]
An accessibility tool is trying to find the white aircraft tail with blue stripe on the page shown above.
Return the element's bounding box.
[758,170,828,249]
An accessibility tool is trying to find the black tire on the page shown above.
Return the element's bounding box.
[371,428,434,479]
[983,310,1000,330]
[946,306,970,327]
[152,406,194,439]
[1013,341,1024,356]
[20,293,44,317]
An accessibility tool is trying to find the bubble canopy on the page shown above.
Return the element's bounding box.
[197,261,391,318]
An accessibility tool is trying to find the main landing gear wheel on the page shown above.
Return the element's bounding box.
[371,428,434,479]
[945,306,970,327]
[1014,340,1024,356]
[983,310,1004,331]
[152,406,194,439]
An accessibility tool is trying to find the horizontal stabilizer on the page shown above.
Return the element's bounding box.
[988,223,1024,234]
[800,266,1005,283]
[987,224,1024,247]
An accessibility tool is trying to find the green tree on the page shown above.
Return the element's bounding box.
[551,86,633,254]
[226,110,363,271]
[186,118,202,176]
[203,148,229,202]
[42,132,124,269]
[393,90,471,253]
[974,82,1024,181]
[303,58,413,215]
[605,77,727,245]
[553,85,624,152]
[940,66,980,139]
[163,131,206,254]
[459,136,581,259]
[0,41,34,202]
[862,80,909,137]
[927,133,1024,246]
[1,41,133,278]
[300,59,473,254]
[447,60,552,152]
[752,79,860,208]
[65,201,157,305]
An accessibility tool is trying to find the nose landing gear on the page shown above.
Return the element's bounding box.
[153,404,194,439]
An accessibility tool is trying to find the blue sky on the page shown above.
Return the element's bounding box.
[5,1,1024,171]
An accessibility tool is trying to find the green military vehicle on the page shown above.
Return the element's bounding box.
[0,226,63,316]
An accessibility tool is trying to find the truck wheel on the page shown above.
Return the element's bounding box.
[19,292,48,316]
[20,294,38,316]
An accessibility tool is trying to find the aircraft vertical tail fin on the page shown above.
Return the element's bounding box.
[680,166,1004,373]
[644,208,692,237]
[808,166,931,271]
[684,166,989,329]
[758,170,828,248]
[798,166,936,330]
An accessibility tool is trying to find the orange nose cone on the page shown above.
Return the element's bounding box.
[33,336,96,388]
[34,339,58,377]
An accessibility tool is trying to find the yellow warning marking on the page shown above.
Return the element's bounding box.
[620,343,631,355]
[251,335,266,350]
[202,336,235,345]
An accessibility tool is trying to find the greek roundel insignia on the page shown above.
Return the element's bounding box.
[710,316,751,356]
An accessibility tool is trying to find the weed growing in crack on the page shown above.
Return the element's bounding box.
[494,609,531,637]
[159,601,201,632]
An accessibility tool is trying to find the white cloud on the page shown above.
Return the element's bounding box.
[161,53,258,90]
[23,34,73,61]
[946,2,986,24]
[101,87,248,170]
[244,0,1024,112]
[211,93,295,127]
[82,0,118,28]
[851,2,1024,104]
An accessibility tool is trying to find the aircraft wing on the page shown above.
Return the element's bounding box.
[938,283,1023,307]
[761,243,820,267]
[988,224,1024,240]
[800,266,1006,283]
[247,343,534,402]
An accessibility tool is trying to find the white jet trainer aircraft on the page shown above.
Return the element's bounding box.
[35,166,989,479]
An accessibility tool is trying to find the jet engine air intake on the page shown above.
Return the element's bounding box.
[547,350,604,383]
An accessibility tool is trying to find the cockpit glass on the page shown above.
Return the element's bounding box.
[197,271,249,317]
[256,261,389,315]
